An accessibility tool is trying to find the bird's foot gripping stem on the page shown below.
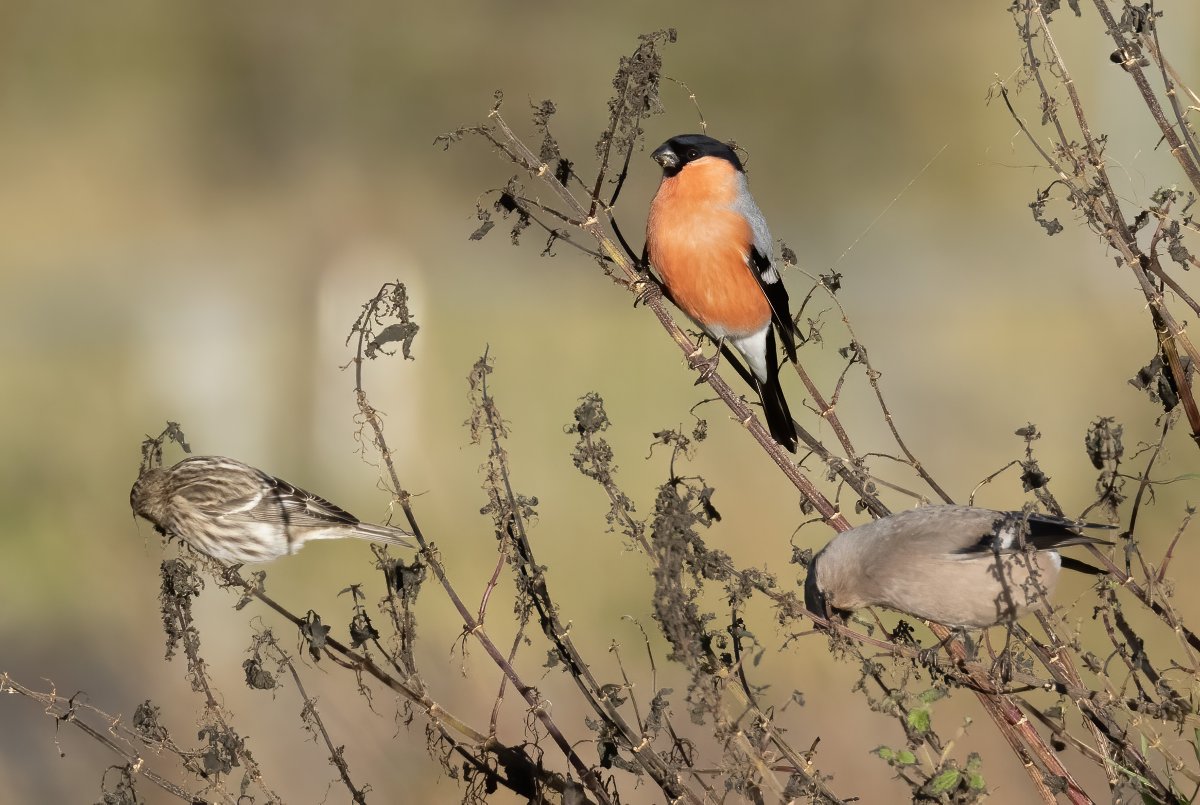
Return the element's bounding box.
[631,273,664,308]
[916,628,975,669]
[688,339,725,385]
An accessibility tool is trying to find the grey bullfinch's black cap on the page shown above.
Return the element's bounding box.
[804,506,1113,629]
[652,134,744,176]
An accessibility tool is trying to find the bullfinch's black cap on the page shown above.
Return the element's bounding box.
[652,134,744,177]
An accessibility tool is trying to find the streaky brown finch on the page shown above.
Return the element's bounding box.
[130,455,414,563]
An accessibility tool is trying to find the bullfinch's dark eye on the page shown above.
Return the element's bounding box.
[686,148,699,160]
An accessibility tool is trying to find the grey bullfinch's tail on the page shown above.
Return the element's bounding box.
[756,373,797,453]
[1059,556,1108,575]
[1025,512,1116,549]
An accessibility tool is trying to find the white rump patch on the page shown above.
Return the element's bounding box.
[728,330,770,383]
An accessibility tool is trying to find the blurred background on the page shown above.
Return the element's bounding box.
[2,2,1199,802]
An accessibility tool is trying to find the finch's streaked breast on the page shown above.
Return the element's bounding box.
[647,156,772,339]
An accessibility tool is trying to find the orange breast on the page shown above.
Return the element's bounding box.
[647,159,771,338]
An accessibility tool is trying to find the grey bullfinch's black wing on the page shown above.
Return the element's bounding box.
[953,511,1115,556]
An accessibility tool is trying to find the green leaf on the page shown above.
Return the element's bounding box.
[872,746,920,766]
[918,687,948,705]
[966,753,986,790]
[907,707,931,734]
[929,768,961,794]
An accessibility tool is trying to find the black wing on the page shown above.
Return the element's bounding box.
[957,511,1115,555]
[750,246,798,364]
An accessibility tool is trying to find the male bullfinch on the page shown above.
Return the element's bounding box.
[645,134,799,452]
[804,506,1113,629]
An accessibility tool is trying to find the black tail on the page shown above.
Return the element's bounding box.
[756,372,797,453]
[1059,556,1108,576]
[717,328,797,452]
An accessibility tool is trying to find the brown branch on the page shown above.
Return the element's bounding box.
[1,675,204,803]
[273,641,368,804]
[206,557,593,804]
[1090,0,1200,193]
[352,410,611,801]
[1000,4,1200,450]
[474,360,706,804]
[796,272,955,505]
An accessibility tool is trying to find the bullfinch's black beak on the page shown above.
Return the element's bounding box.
[652,144,679,170]
[804,560,829,620]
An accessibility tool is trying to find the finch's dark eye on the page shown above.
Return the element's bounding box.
[686,148,699,160]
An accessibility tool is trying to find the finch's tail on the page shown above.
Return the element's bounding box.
[756,373,798,453]
[350,522,416,548]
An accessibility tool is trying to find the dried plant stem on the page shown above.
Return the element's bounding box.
[354,401,611,802]
[474,364,708,804]
[1030,617,1121,789]
[1088,0,1200,192]
[576,405,1150,802]
[217,563,482,741]
[797,267,954,505]
[272,644,368,804]
[208,560,597,803]
[1008,2,1200,448]
[928,620,1093,804]
[0,674,204,803]
[787,359,861,465]
[160,566,281,803]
